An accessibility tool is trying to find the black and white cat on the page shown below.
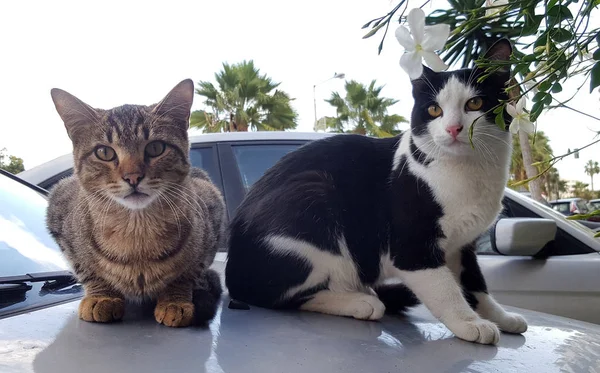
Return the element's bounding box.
[225,39,527,345]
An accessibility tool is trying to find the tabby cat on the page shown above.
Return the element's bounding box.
[225,40,527,344]
[47,79,225,327]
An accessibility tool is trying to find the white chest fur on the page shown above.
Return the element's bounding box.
[394,134,510,253]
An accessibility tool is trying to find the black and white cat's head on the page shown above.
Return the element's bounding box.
[409,39,513,159]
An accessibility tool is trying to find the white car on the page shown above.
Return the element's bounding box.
[17,131,600,324]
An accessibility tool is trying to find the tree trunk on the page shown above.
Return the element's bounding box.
[591,176,594,192]
[519,130,544,202]
[545,177,552,201]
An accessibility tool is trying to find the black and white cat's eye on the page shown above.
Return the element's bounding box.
[427,104,443,118]
[145,141,166,158]
[466,97,484,111]
[94,146,116,162]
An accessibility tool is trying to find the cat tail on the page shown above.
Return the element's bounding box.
[192,268,223,326]
[374,283,421,314]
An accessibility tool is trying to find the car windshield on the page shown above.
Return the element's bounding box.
[0,174,69,277]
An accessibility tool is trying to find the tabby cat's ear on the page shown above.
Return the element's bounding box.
[151,79,194,129]
[50,89,100,141]
[482,39,513,70]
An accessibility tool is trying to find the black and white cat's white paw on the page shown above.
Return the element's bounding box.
[300,291,386,321]
[348,294,386,320]
[446,318,500,345]
[495,312,528,334]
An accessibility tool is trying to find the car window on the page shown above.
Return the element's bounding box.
[189,146,220,189]
[576,200,589,213]
[552,203,569,214]
[0,175,69,277]
[231,144,300,191]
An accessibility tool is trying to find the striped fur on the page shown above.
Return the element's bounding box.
[46,80,225,327]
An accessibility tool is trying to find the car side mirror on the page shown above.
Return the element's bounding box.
[492,218,557,256]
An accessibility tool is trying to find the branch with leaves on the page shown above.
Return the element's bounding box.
[364,0,600,181]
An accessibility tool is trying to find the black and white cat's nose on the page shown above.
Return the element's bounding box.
[446,125,464,139]
[123,173,145,187]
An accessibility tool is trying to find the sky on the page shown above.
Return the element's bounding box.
[0,0,599,184]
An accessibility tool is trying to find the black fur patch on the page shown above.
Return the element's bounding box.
[192,269,223,326]
[374,283,420,313]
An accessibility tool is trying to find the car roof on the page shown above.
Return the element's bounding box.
[17,131,335,185]
[2,255,600,373]
[550,198,582,203]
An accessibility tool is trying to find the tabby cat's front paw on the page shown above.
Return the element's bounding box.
[154,301,194,327]
[79,296,125,323]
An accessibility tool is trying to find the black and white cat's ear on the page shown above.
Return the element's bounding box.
[482,39,513,71]
[410,65,434,84]
[50,88,100,141]
[151,79,194,129]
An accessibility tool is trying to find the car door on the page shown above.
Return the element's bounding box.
[477,196,600,324]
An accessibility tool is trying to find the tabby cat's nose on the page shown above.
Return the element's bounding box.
[122,173,145,187]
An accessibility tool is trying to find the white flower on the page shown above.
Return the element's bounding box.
[395,8,450,80]
[507,97,534,134]
[485,0,509,18]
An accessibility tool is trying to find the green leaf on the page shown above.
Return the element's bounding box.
[532,92,547,102]
[593,49,600,61]
[547,5,574,22]
[522,15,544,36]
[551,28,573,43]
[590,61,600,93]
[551,83,563,93]
[547,0,559,8]
[543,93,553,105]
[495,111,505,129]
[539,80,553,92]
[530,101,544,122]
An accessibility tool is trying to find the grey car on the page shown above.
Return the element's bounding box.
[16,131,600,324]
[2,168,600,372]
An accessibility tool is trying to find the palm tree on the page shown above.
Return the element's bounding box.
[323,80,407,138]
[510,131,553,202]
[572,181,590,199]
[190,60,298,132]
[584,160,600,191]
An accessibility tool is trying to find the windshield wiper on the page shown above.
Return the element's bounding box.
[0,270,77,293]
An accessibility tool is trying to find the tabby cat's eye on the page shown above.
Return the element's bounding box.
[466,97,484,111]
[145,141,166,158]
[94,146,116,161]
[427,104,443,118]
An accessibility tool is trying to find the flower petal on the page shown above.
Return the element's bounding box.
[519,119,535,134]
[400,51,424,80]
[506,104,517,118]
[509,119,519,134]
[407,8,425,44]
[516,96,526,113]
[422,24,450,51]
[422,51,448,72]
[395,26,416,50]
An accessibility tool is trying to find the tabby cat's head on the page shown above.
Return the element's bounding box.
[410,39,513,158]
[51,80,194,210]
